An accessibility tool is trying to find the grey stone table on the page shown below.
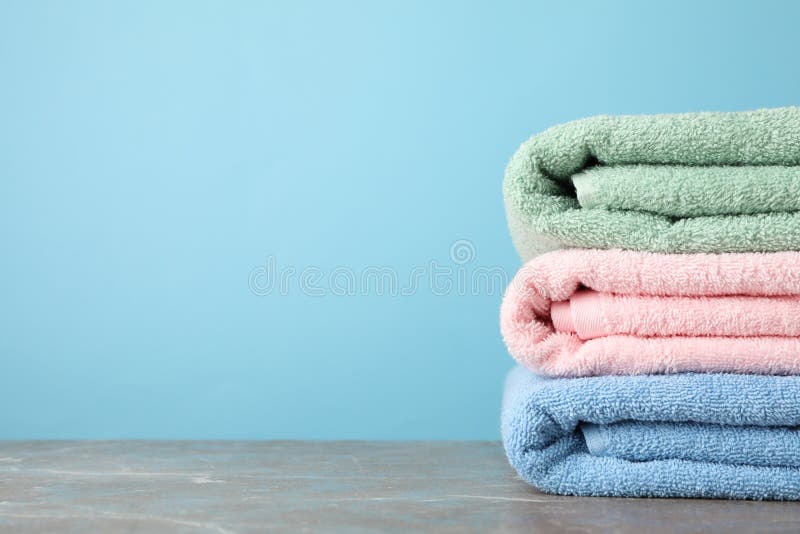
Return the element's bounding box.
[0,441,798,533]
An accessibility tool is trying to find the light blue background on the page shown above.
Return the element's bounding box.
[1,1,798,439]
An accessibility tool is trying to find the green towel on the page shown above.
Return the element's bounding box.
[503,107,800,261]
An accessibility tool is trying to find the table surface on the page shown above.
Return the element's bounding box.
[0,441,799,533]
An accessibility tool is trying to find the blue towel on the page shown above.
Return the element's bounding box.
[501,365,800,499]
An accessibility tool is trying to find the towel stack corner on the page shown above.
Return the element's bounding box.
[499,106,800,500]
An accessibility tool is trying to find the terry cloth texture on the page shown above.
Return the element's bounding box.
[500,248,800,377]
[580,421,800,468]
[572,165,800,217]
[501,365,800,499]
[503,107,800,261]
[550,290,800,340]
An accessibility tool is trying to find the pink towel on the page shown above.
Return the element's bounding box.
[501,249,800,377]
[551,290,800,339]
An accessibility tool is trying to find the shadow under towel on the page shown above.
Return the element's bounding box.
[503,107,800,261]
[501,366,800,500]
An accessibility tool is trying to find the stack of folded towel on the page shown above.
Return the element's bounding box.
[499,107,800,500]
